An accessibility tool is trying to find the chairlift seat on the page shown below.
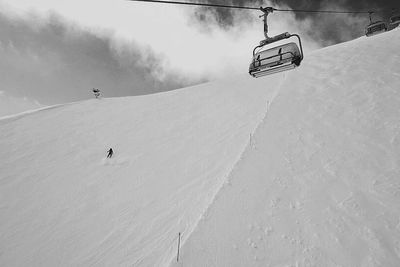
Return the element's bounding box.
[365,21,387,37]
[249,42,302,78]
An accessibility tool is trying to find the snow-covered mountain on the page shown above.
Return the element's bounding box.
[1,29,400,266]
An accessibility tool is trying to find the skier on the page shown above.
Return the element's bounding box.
[107,148,114,158]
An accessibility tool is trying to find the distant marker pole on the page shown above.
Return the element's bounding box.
[177,232,181,262]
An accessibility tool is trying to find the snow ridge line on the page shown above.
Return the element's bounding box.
[167,79,285,266]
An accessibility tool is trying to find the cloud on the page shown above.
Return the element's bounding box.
[270,0,399,44]
[188,0,400,45]
[2,0,312,104]
[3,0,396,106]
[0,8,193,105]
[0,1,274,104]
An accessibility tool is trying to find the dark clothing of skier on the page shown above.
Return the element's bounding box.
[107,148,113,158]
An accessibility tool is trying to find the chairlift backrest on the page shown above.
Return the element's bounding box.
[254,42,300,61]
[251,42,301,70]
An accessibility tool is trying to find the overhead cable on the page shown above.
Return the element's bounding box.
[127,0,374,14]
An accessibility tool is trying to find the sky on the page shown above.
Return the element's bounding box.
[0,0,399,107]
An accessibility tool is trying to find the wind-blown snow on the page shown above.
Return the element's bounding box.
[1,29,400,267]
[173,29,400,266]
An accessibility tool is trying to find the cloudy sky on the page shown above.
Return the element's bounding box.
[0,0,399,108]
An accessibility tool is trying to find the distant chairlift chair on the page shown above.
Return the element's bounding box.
[249,7,304,78]
[365,21,387,36]
[365,12,387,37]
[389,14,400,26]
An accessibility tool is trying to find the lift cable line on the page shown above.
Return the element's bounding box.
[127,0,258,10]
[127,0,374,14]
[127,0,384,77]
[272,8,371,14]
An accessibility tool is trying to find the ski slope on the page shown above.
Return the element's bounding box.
[1,29,400,267]
[0,74,281,266]
[173,29,400,266]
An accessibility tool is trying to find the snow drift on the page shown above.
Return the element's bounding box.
[1,29,400,267]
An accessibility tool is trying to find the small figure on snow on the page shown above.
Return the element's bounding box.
[107,148,114,158]
[92,88,101,99]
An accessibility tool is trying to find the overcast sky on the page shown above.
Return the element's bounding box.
[0,0,399,107]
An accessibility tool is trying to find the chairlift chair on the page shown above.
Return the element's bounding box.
[249,34,303,78]
[365,12,387,37]
[249,7,304,78]
[365,21,387,36]
[389,14,400,25]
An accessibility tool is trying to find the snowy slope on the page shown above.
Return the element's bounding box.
[173,29,400,266]
[0,75,281,266]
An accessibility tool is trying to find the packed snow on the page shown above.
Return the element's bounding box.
[0,74,280,266]
[173,29,400,266]
[1,29,400,267]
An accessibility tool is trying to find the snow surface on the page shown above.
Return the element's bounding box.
[1,29,400,267]
[0,74,281,266]
[173,29,400,266]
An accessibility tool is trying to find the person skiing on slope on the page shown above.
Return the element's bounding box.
[107,148,114,158]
